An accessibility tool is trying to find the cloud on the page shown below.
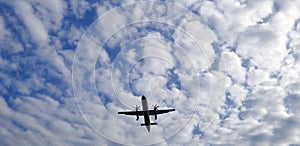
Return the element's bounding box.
[1,0,300,145]
[221,50,246,83]
[13,1,49,45]
[72,1,223,145]
[69,0,92,19]
[0,16,24,54]
[0,95,109,145]
[237,25,287,71]
[0,17,9,41]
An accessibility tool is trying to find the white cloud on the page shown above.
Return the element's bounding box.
[247,67,271,87]
[270,0,300,33]
[2,0,300,145]
[0,16,24,54]
[69,0,91,19]
[227,84,248,107]
[30,0,66,31]
[13,1,49,45]
[0,17,9,41]
[175,19,216,72]
[73,1,222,145]
[197,0,274,44]
[222,50,246,83]
[0,95,108,145]
[237,25,287,72]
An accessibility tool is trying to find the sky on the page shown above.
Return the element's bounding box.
[0,0,300,145]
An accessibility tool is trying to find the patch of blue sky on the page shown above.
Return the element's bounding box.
[64,1,98,28]
[40,66,69,86]
[228,41,238,52]
[241,97,253,109]
[102,43,121,63]
[53,3,98,51]
[224,91,235,108]
[219,91,235,120]
[166,67,181,91]
[2,96,19,113]
[270,71,281,80]
[104,0,124,7]
[209,55,220,71]
[129,80,141,97]
[219,111,231,121]
[67,8,97,29]
[241,58,251,70]
[12,120,28,132]
[0,4,29,52]
[257,12,274,24]
[211,41,222,55]
[1,57,36,98]
[192,124,204,136]
[238,112,245,121]
[49,29,76,51]
[98,92,113,106]
[1,50,68,106]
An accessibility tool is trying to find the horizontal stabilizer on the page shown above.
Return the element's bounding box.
[141,123,158,126]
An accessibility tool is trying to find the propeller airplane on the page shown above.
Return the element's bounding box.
[118,95,175,132]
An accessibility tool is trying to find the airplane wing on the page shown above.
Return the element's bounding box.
[118,111,145,115]
[148,109,175,115]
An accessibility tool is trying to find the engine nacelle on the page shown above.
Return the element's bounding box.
[154,106,158,120]
[136,111,139,121]
[134,105,140,121]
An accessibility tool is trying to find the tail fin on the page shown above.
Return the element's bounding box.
[141,123,158,126]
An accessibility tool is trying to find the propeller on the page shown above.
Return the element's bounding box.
[133,105,140,111]
[153,104,159,110]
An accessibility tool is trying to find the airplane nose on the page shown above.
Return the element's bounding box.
[142,95,146,100]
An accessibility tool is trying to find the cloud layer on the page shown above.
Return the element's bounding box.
[0,0,299,145]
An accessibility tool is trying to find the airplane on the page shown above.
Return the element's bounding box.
[118,95,175,132]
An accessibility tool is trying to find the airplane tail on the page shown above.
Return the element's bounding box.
[141,123,158,126]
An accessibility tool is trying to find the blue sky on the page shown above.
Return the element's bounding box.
[1,0,300,145]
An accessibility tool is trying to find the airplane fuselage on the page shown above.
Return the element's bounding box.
[141,96,151,132]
